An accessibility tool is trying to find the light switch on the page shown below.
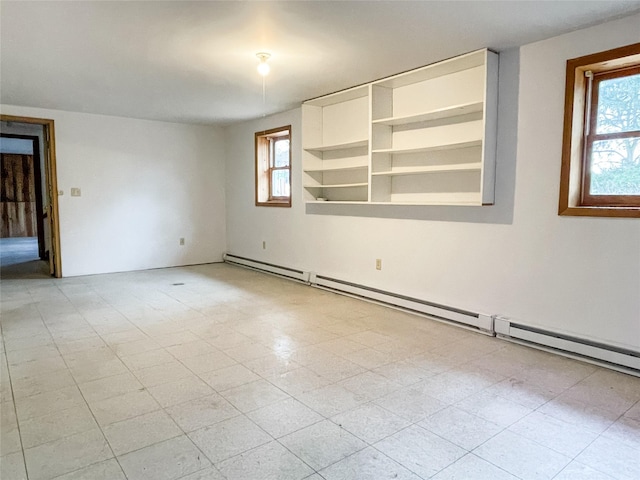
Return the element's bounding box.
[71,188,81,197]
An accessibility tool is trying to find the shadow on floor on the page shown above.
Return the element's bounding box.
[0,237,51,279]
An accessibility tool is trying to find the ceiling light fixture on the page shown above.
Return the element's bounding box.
[256,52,271,76]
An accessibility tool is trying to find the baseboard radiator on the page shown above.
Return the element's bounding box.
[311,273,493,334]
[222,254,492,334]
[495,316,640,375]
[222,254,310,283]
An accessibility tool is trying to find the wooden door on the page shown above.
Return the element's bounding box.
[1,153,38,237]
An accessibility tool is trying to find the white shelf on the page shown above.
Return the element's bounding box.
[372,101,483,126]
[304,164,368,173]
[304,183,368,189]
[308,200,482,206]
[372,162,482,177]
[304,139,368,152]
[305,84,369,107]
[372,139,482,155]
[378,200,481,206]
[306,200,370,204]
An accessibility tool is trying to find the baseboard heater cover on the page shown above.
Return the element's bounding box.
[223,254,309,283]
[495,316,640,375]
[312,273,494,334]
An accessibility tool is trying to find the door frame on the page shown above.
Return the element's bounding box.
[1,115,62,277]
[0,134,46,259]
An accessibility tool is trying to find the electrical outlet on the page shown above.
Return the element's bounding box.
[376,259,382,270]
[179,238,185,246]
[262,241,266,250]
[70,188,81,197]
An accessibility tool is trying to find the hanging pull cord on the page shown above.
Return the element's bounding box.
[262,75,266,118]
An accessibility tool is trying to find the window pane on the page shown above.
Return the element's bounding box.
[273,138,290,167]
[589,138,640,195]
[595,73,640,134]
[271,170,290,197]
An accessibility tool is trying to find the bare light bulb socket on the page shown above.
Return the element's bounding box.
[256,52,271,76]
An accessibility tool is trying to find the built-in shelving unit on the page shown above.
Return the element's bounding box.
[302,49,498,206]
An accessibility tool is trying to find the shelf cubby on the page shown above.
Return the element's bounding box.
[302,85,370,203]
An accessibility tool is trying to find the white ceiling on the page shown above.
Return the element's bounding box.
[2,1,639,126]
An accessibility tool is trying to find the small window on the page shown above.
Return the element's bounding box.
[559,43,640,217]
[255,126,291,207]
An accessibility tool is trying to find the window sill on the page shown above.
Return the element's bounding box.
[559,205,640,218]
[256,200,291,208]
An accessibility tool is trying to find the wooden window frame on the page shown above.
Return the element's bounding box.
[559,43,640,217]
[255,125,291,207]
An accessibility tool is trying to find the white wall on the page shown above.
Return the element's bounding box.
[1,105,227,277]
[225,14,640,351]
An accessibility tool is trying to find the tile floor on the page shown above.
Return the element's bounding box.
[1,263,639,480]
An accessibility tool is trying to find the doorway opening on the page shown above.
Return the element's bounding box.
[0,115,62,278]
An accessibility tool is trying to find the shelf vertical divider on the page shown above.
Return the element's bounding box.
[301,104,324,201]
[371,84,393,202]
[481,50,499,205]
[367,84,374,202]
